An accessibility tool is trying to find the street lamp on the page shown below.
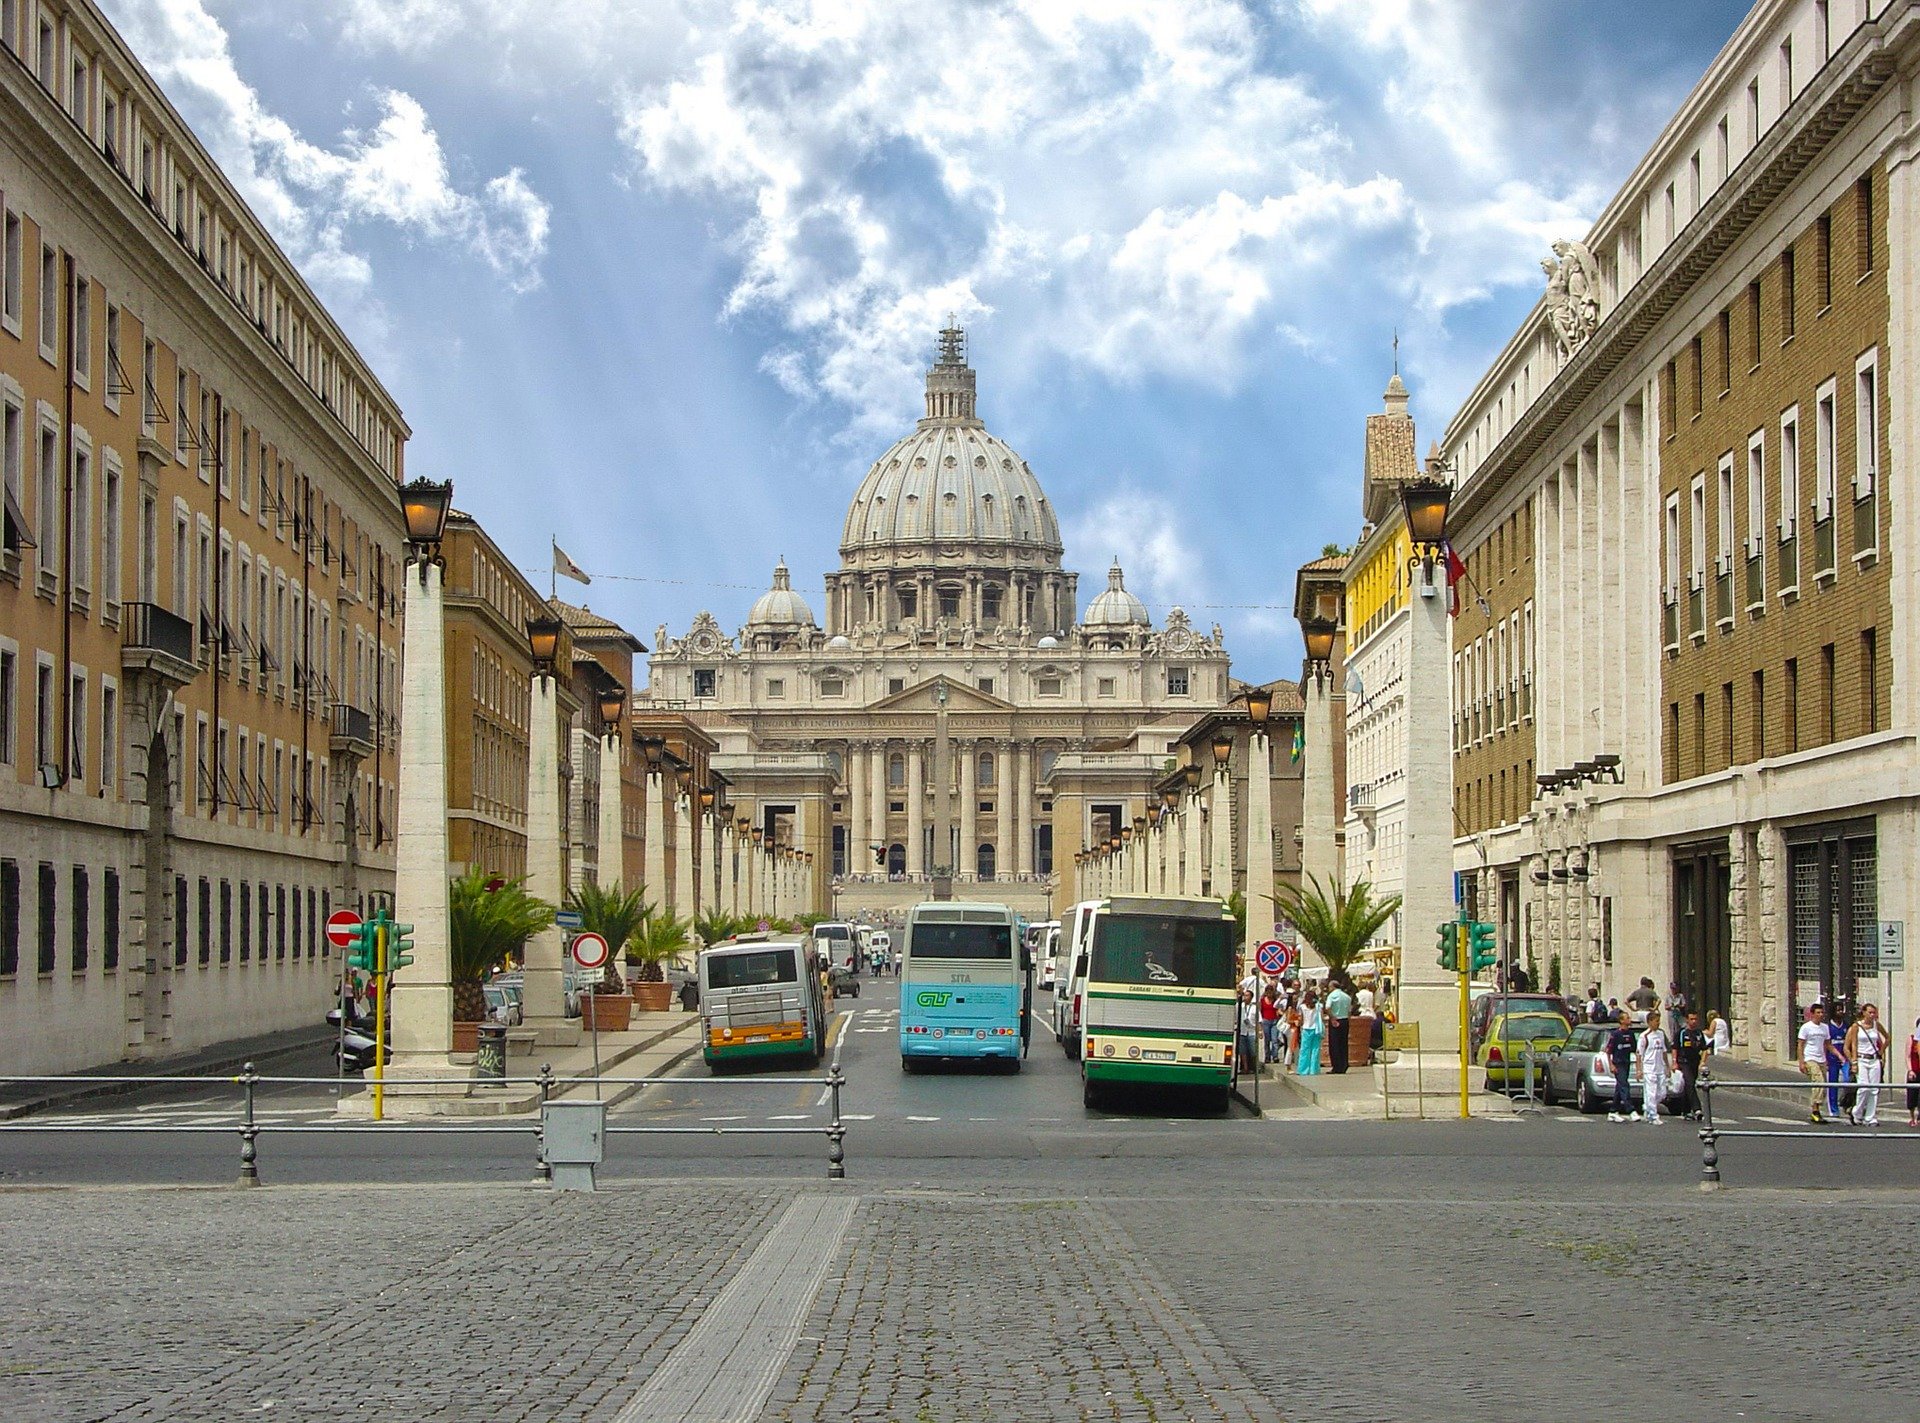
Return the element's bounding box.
[398,476,453,567]
[1161,787,1179,811]
[1183,762,1202,790]
[737,815,751,837]
[1244,685,1272,729]
[1301,616,1337,672]
[642,737,665,771]
[1132,815,1146,839]
[598,682,626,732]
[698,785,716,814]
[526,614,563,675]
[1399,472,1453,562]
[1211,731,1234,766]
[1120,824,1133,844]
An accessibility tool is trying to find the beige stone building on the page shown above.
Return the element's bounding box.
[0,0,408,1072]
[645,326,1236,922]
[1438,0,1919,1059]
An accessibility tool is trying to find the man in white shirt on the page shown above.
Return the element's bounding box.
[1798,1002,1833,1124]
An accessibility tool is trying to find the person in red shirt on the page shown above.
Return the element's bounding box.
[1258,981,1282,1066]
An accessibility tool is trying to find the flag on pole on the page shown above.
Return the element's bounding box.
[1289,723,1304,765]
[553,542,591,586]
[1443,540,1467,617]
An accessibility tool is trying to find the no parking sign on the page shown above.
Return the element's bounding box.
[1256,940,1295,976]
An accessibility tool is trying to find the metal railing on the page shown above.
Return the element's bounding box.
[1695,1075,1917,1189]
[0,1061,849,1185]
[121,600,197,664]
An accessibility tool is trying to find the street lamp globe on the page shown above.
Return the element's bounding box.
[1301,616,1337,665]
[698,785,716,813]
[1399,474,1453,551]
[598,683,626,729]
[1245,686,1273,727]
[1210,731,1234,766]
[525,614,563,673]
[1161,787,1179,811]
[1183,762,1202,789]
[398,476,453,550]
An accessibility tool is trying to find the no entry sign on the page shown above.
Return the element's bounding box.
[325,909,363,950]
[1256,940,1295,976]
[569,931,611,970]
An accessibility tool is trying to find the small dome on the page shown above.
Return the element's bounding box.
[1037,635,1060,650]
[746,560,816,628]
[1082,561,1150,628]
[825,634,852,650]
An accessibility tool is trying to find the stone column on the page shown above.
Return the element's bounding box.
[1302,673,1336,894]
[1183,797,1202,897]
[959,742,978,881]
[1244,729,1275,968]
[388,560,454,1066]
[1400,558,1461,1052]
[869,742,887,868]
[1209,763,1234,904]
[719,823,736,918]
[522,670,575,1044]
[597,733,624,890]
[995,740,1014,881]
[1015,745,1034,876]
[673,789,695,918]
[847,741,867,877]
[643,769,666,906]
[906,744,926,875]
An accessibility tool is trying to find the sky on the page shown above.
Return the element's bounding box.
[101,0,1752,680]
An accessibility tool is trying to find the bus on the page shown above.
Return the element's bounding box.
[899,902,1029,1072]
[1079,895,1238,1111]
[699,933,831,1072]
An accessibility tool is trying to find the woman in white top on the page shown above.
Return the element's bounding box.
[1706,1010,1732,1056]
[1845,1003,1889,1127]
[1637,1018,1673,1123]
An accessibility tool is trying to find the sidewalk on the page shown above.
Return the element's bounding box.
[333,1008,705,1117]
[1237,1053,1528,1120]
[0,1027,334,1120]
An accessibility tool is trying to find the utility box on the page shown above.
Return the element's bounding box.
[542,1100,605,1192]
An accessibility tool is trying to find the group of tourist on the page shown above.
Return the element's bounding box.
[1236,973,1372,1077]
[1795,999,1918,1127]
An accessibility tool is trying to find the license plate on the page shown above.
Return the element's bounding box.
[1141,1049,1175,1061]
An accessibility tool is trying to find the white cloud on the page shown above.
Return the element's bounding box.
[1066,486,1207,619]
[102,0,551,302]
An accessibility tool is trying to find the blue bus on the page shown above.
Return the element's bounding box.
[899,902,1030,1072]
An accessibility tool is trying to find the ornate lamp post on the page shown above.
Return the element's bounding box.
[520,611,575,1041]
[1208,730,1235,906]
[387,479,456,1076]
[1242,687,1275,972]
[1181,762,1203,898]
[596,682,627,893]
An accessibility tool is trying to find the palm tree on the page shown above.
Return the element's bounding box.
[566,880,649,994]
[627,909,693,983]
[694,907,743,947]
[449,868,555,1022]
[1268,875,1402,980]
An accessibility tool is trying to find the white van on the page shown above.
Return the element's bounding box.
[1033,920,1061,990]
[1051,899,1102,1057]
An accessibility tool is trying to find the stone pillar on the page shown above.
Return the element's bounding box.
[673,790,695,918]
[643,769,666,906]
[847,741,867,877]
[1302,673,1336,894]
[388,561,457,1069]
[1209,763,1234,903]
[521,670,575,1044]
[1183,797,1203,897]
[718,823,736,919]
[959,742,978,881]
[597,733,624,890]
[869,742,887,869]
[1015,745,1034,876]
[995,740,1014,882]
[1755,820,1786,1059]
[906,744,926,875]
[1245,729,1274,967]
[1400,558,1461,1051]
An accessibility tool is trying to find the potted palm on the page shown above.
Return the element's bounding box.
[568,880,649,1032]
[450,868,555,1052]
[1269,875,1402,1069]
[627,909,692,1012]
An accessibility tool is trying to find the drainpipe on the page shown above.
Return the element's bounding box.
[57,254,75,787]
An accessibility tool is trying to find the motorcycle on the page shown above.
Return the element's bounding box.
[327,1005,380,1073]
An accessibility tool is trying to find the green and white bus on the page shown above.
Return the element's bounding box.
[700,933,830,1072]
[1079,895,1238,1111]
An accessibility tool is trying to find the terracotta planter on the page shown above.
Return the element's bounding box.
[452,1020,481,1054]
[579,994,632,1032]
[630,981,673,1014]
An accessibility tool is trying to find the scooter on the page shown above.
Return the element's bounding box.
[326,1005,380,1073]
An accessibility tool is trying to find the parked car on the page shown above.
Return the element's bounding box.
[1468,991,1575,1055]
[1478,1011,1568,1092]
[482,982,523,1026]
[1540,1021,1687,1113]
[828,961,862,998]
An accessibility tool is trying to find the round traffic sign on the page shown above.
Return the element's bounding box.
[1256,939,1294,976]
[326,909,363,949]
[569,931,611,970]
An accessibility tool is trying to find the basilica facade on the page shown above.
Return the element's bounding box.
[644,327,1235,918]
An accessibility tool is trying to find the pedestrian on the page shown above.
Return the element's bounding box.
[1826,1003,1853,1119]
[1605,1011,1637,1122]
[1285,990,1303,1070]
[1586,986,1608,1024]
[1259,980,1282,1067]
[1845,1002,1889,1127]
[1907,1016,1920,1129]
[1626,977,1659,1022]
[1296,989,1325,1076]
[1607,996,1621,1023]
[1664,982,1688,1038]
[1236,988,1259,1074]
[1798,1002,1832,1124]
[1706,1009,1731,1057]
[1638,1012,1673,1123]
[1325,977,1354,1075]
[1356,982,1376,1018]
[1674,1011,1707,1119]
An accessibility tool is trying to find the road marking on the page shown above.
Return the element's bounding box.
[842,1113,876,1121]
[611,1194,858,1423]
[768,1114,811,1121]
[906,1115,941,1123]
[700,1115,747,1123]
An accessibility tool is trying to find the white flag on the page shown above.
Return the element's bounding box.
[553,542,591,586]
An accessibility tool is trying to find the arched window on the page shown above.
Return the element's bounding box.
[977,843,996,880]
[977,751,995,788]
[887,844,907,876]
[888,753,906,789]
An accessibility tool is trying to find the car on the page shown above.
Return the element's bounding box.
[482,982,523,1026]
[1468,991,1575,1055]
[1477,1011,1568,1092]
[1540,1021,1687,1114]
[828,961,862,998]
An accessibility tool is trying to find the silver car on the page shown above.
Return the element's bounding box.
[1542,1021,1686,1114]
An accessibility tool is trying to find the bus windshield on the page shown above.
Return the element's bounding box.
[1090,915,1235,989]
[707,948,798,988]
[910,922,1013,961]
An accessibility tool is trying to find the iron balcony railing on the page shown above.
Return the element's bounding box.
[330,704,373,749]
[121,601,197,665]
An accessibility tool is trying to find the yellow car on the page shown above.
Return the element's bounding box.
[1479,1012,1570,1092]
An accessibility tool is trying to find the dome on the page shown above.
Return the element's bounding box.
[825,634,852,651]
[1036,635,1060,650]
[746,560,816,628]
[840,324,1062,559]
[1083,560,1150,627]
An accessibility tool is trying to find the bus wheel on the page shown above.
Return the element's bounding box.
[1082,1076,1102,1110]
[901,1055,918,1075]
[1207,1086,1233,1114]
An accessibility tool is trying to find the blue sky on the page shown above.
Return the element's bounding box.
[104,0,1750,678]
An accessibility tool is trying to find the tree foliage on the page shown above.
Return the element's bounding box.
[448,869,554,1021]
[1268,875,1401,979]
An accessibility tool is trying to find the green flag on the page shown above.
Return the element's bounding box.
[1289,724,1304,764]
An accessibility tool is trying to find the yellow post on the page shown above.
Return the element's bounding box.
[372,917,387,1121]
[1457,921,1470,1121]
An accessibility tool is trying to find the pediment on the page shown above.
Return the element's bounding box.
[869,675,1013,713]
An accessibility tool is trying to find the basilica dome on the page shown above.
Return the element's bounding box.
[1083,560,1151,627]
[840,326,1062,562]
[746,559,816,629]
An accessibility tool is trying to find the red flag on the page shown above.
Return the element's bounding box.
[1443,542,1467,617]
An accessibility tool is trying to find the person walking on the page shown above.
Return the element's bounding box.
[1845,1003,1889,1127]
[1296,989,1325,1076]
[1906,1016,1920,1129]
[1825,1004,1853,1120]
[1626,977,1659,1022]
[1706,1009,1731,1057]
[1284,990,1303,1071]
[1798,1003,1833,1124]
[1325,978,1354,1075]
[1259,981,1283,1067]
[1674,1010,1707,1119]
[1664,983,1688,1038]
[1605,1011,1637,1122]
[1236,988,1259,1074]
[1638,1012,1673,1123]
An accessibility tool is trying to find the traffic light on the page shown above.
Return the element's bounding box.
[385,919,415,973]
[346,920,380,973]
[1435,921,1459,973]
[1468,920,1498,975]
